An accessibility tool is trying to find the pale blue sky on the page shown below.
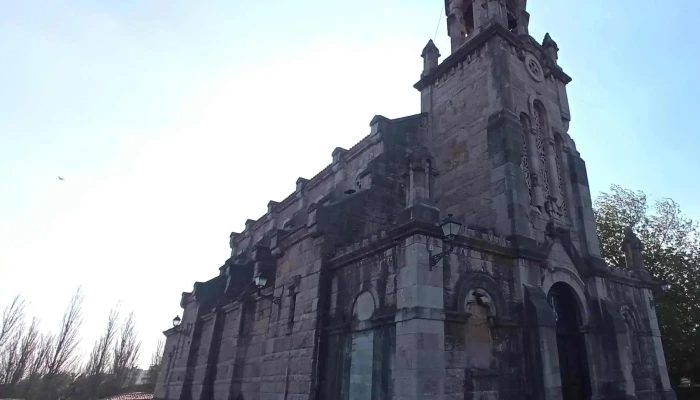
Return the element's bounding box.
[1,0,698,367]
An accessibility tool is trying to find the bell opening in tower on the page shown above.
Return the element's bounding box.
[507,9,518,33]
[463,4,474,36]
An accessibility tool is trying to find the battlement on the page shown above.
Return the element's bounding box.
[228,113,427,257]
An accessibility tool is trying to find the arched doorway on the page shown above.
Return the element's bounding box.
[547,282,590,400]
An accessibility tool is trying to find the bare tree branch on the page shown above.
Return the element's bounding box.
[0,325,22,385]
[150,337,164,368]
[111,312,141,388]
[9,318,40,386]
[46,288,84,377]
[84,308,119,378]
[0,295,25,350]
[28,332,53,377]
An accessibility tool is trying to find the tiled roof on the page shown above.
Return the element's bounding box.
[99,393,154,400]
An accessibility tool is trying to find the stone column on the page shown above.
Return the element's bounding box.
[394,233,446,399]
[192,312,218,400]
[446,0,467,53]
[567,150,602,257]
[616,326,636,397]
[523,285,562,400]
[481,0,508,28]
[223,304,249,400]
[157,331,180,400]
[641,288,674,399]
[517,10,530,35]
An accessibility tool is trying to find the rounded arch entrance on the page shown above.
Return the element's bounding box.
[547,282,591,400]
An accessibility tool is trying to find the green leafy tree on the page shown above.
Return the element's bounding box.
[594,185,700,385]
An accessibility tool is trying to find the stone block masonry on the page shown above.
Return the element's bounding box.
[155,1,675,399]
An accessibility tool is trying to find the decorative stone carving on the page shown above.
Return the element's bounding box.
[520,115,532,204]
[525,53,544,82]
[544,196,565,220]
[554,149,567,216]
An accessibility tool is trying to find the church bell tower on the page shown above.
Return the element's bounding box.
[417,0,601,260]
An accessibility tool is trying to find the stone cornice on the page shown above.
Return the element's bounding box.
[162,327,179,337]
[327,220,443,269]
[221,301,241,313]
[414,23,571,91]
[201,311,216,322]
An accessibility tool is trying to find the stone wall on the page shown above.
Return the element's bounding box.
[323,246,397,399]
[421,39,493,229]
[156,10,675,400]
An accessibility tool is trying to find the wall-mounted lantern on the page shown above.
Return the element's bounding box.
[253,275,282,304]
[429,214,462,269]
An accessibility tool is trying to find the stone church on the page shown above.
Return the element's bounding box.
[155,0,675,399]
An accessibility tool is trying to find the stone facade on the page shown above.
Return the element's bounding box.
[155,1,675,399]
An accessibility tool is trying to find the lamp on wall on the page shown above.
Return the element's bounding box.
[253,275,281,304]
[429,214,463,269]
[254,275,268,288]
[172,315,181,327]
[440,214,462,240]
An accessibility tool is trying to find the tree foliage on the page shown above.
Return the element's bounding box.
[595,185,700,385]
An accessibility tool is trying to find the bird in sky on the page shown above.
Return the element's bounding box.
[58,176,65,181]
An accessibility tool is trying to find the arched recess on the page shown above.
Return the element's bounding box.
[463,288,497,369]
[620,305,643,366]
[348,290,377,399]
[454,273,507,371]
[454,272,508,317]
[547,282,591,400]
[542,267,589,325]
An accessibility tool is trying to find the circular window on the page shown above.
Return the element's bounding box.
[353,291,375,321]
[525,53,544,82]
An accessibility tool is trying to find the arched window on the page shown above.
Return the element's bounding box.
[533,101,550,197]
[519,113,532,204]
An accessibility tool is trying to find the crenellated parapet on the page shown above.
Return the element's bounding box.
[225,113,426,262]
